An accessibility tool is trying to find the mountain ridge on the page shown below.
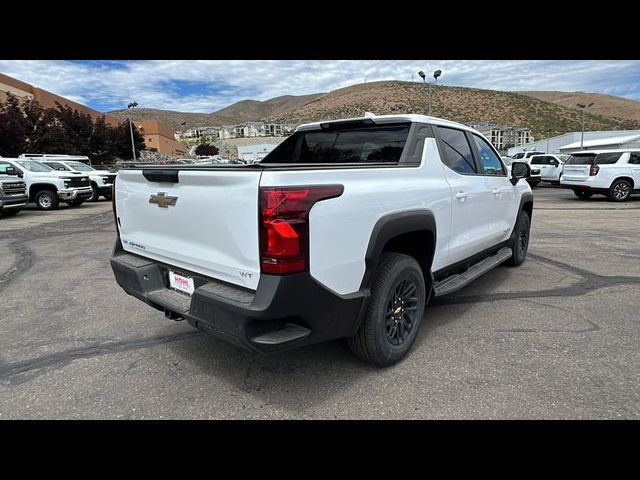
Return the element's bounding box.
[107,81,640,139]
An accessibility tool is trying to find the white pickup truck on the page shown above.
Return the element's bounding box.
[111,115,533,366]
[0,158,93,210]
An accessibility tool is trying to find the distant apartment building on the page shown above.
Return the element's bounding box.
[464,121,534,151]
[176,122,295,141]
[134,120,187,157]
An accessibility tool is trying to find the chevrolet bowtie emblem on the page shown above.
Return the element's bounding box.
[149,192,178,208]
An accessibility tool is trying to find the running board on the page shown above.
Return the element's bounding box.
[433,247,512,297]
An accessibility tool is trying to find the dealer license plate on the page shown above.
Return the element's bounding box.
[168,270,195,295]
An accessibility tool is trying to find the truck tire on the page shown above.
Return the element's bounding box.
[66,199,85,207]
[608,179,632,202]
[35,190,59,210]
[88,184,99,202]
[103,191,112,201]
[573,189,593,199]
[507,211,530,267]
[348,252,426,367]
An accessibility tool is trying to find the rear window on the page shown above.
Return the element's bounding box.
[261,123,410,164]
[566,153,622,165]
[530,156,548,165]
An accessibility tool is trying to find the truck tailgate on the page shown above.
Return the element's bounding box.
[115,168,262,290]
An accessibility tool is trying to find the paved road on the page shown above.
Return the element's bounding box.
[1,189,639,419]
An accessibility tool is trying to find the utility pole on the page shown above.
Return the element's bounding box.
[577,102,594,149]
[127,101,139,161]
[418,69,443,115]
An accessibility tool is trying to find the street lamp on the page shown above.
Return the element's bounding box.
[418,69,443,115]
[577,102,594,149]
[127,101,139,161]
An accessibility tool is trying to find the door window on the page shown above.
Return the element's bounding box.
[436,127,477,174]
[472,134,506,176]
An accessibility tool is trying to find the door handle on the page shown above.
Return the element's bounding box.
[455,191,469,200]
[492,188,501,196]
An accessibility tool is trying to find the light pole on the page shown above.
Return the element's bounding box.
[418,69,442,115]
[127,101,139,161]
[577,102,594,149]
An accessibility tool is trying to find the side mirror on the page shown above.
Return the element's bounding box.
[510,161,530,186]
[5,166,22,178]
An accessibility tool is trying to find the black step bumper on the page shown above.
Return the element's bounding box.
[110,240,368,353]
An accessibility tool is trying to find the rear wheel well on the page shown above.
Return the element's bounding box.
[381,230,434,288]
[612,177,634,189]
[29,183,57,202]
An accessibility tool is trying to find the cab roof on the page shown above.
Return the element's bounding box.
[296,114,481,134]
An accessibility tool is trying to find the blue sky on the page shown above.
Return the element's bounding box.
[1,60,639,113]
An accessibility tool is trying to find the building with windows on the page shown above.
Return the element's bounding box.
[464,121,534,151]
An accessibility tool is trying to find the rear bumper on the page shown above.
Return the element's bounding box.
[110,240,368,353]
[559,182,608,193]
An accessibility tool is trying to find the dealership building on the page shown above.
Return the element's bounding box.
[0,72,186,158]
[507,130,640,156]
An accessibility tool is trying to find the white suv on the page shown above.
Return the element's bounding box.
[560,149,640,201]
[529,154,569,183]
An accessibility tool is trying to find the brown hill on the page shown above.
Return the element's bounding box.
[519,91,640,123]
[108,92,326,130]
[268,81,640,139]
[108,81,640,139]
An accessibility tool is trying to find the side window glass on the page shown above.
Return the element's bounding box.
[629,153,640,165]
[472,134,505,175]
[436,127,477,174]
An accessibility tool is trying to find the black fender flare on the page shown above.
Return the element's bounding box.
[518,191,534,222]
[359,210,437,291]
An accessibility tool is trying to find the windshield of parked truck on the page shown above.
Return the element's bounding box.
[66,161,94,172]
[16,161,54,172]
[511,153,525,159]
[261,122,411,164]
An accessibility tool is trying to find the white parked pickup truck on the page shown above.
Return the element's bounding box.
[111,115,533,366]
[0,158,93,210]
[38,159,116,202]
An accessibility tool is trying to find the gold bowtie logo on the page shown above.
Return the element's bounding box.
[149,192,178,208]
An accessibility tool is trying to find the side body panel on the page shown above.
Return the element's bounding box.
[259,138,451,296]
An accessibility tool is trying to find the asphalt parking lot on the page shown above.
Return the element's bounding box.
[1,188,639,419]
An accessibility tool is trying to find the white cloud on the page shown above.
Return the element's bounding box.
[1,60,638,113]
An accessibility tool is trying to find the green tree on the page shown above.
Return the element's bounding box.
[89,116,114,165]
[194,143,219,156]
[111,121,145,160]
[0,93,28,156]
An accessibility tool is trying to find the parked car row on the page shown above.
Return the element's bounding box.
[507,149,640,202]
[0,156,115,217]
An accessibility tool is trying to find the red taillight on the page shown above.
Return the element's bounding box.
[589,163,599,176]
[259,185,344,275]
